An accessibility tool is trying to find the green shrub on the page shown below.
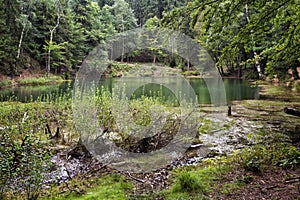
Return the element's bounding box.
[0,132,52,200]
[0,79,12,87]
[239,144,300,172]
[0,102,76,199]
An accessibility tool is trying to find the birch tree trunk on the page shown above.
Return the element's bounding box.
[17,23,26,59]
[121,16,125,62]
[245,4,263,79]
[153,54,156,64]
[47,12,61,76]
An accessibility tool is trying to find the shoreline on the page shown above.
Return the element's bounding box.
[0,74,67,89]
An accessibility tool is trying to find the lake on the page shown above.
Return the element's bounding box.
[0,78,259,104]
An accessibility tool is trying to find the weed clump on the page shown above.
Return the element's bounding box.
[175,171,204,193]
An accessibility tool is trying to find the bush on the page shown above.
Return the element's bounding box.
[0,104,53,199]
[0,132,52,199]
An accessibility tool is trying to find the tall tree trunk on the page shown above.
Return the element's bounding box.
[237,51,242,78]
[121,37,124,62]
[245,4,263,79]
[47,12,61,76]
[153,54,156,64]
[187,47,190,71]
[17,24,26,59]
[121,16,125,62]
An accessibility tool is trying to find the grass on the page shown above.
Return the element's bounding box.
[162,163,229,199]
[0,79,12,87]
[1,74,64,88]
[17,75,63,86]
[43,174,132,200]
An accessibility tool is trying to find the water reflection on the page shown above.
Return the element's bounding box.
[0,78,259,103]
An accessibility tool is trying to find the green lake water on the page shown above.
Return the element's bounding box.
[0,78,259,104]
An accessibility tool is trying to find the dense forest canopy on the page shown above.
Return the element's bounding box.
[0,0,299,79]
[162,0,300,79]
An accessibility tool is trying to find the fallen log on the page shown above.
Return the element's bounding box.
[284,107,300,117]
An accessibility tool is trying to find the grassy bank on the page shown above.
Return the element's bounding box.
[16,75,64,86]
[0,74,64,88]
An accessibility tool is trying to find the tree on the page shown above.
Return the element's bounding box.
[0,0,18,76]
[109,0,137,62]
[45,0,62,76]
[16,0,34,60]
[161,3,197,70]
[125,0,192,27]
[143,16,168,64]
[161,0,300,79]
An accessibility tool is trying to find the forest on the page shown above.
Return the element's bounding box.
[0,0,300,199]
[0,0,299,80]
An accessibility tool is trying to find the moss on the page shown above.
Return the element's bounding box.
[43,174,132,200]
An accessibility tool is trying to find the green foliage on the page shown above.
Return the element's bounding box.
[161,0,300,79]
[95,85,173,140]
[103,63,135,77]
[0,0,136,76]
[0,0,298,79]
[125,0,192,27]
[109,0,137,32]
[0,105,53,199]
[239,144,300,172]
[182,70,200,77]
